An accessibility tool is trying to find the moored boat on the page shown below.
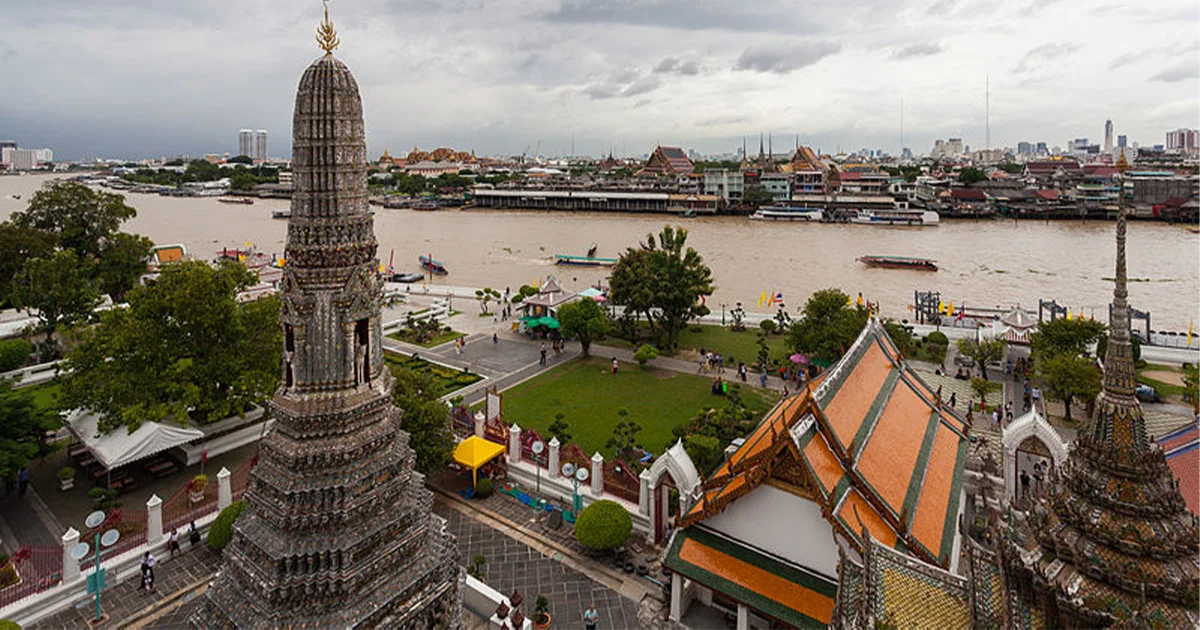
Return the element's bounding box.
[586,242,598,258]
[750,206,824,221]
[849,208,939,226]
[419,254,448,275]
[387,271,425,283]
[855,255,938,271]
[554,254,618,267]
[272,210,291,219]
[412,199,440,211]
[218,197,255,205]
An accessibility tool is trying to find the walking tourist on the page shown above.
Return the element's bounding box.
[1020,470,1031,502]
[140,551,157,592]
[759,370,768,388]
[949,392,957,409]
[583,603,599,630]
[168,528,181,558]
[611,358,619,374]
[17,467,30,495]
[492,333,498,345]
[738,363,747,382]
[188,521,201,547]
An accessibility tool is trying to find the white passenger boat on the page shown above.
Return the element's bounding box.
[849,208,939,226]
[749,206,824,221]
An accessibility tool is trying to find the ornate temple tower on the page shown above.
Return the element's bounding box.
[1005,153,1199,627]
[193,8,461,628]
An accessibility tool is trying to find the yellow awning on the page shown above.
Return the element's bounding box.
[453,436,507,486]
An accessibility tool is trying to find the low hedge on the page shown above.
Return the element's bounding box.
[207,501,247,550]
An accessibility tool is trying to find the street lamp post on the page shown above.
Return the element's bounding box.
[721,303,727,326]
[531,440,545,505]
[71,510,120,626]
[560,463,589,517]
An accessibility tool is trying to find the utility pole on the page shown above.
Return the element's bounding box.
[985,75,990,152]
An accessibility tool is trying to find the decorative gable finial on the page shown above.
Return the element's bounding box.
[316,0,340,55]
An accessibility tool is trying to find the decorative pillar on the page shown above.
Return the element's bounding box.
[508,425,522,465]
[62,527,80,583]
[146,494,164,545]
[590,452,604,495]
[669,572,683,621]
[638,470,651,516]
[217,467,232,510]
[547,438,560,475]
[474,411,486,438]
[737,603,749,630]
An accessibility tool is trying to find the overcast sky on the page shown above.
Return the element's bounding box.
[3,1,1197,160]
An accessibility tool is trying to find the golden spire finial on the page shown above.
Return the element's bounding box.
[316,0,340,55]
[1115,147,1129,174]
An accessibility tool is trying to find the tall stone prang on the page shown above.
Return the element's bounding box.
[1004,152,1199,628]
[193,8,461,629]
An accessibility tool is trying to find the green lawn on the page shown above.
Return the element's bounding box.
[386,328,466,348]
[1136,363,1193,402]
[675,325,792,369]
[25,382,62,414]
[384,352,482,398]
[498,356,779,459]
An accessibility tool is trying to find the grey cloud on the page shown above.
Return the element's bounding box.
[735,41,841,74]
[633,99,652,109]
[622,75,662,97]
[1109,41,1199,70]
[581,83,622,99]
[540,0,824,34]
[892,42,942,59]
[1151,63,1198,82]
[1013,42,1081,73]
[653,57,701,75]
[926,0,959,15]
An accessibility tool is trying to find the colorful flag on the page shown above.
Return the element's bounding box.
[938,300,946,314]
[1066,309,1074,321]
[758,290,767,308]
[1189,320,1194,346]
[856,292,864,307]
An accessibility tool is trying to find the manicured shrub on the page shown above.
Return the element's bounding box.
[0,339,32,373]
[0,618,21,630]
[634,344,659,367]
[574,499,632,551]
[759,320,776,335]
[475,478,494,498]
[925,331,949,347]
[207,500,247,550]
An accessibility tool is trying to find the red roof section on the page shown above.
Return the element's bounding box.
[1036,189,1060,201]
[1159,424,1199,517]
[950,187,988,200]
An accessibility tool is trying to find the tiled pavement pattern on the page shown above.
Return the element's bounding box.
[434,501,644,630]
[28,544,221,630]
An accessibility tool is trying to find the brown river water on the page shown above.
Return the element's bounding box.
[2,174,1198,330]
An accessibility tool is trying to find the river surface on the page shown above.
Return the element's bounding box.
[2,173,1198,330]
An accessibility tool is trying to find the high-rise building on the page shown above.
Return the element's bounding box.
[947,137,964,155]
[1104,119,1114,152]
[1017,141,1034,155]
[194,10,461,629]
[254,129,268,161]
[1165,128,1199,154]
[1118,134,1127,149]
[237,129,253,158]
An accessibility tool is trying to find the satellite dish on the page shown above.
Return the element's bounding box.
[85,511,105,529]
[531,441,544,455]
[71,542,91,561]
[561,463,575,477]
[100,529,120,548]
[575,467,590,482]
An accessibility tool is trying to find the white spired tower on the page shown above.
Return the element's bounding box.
[1104,119,1114,153]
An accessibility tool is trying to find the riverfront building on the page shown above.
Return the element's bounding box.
[193,9,461,628]
[638,145,694,177]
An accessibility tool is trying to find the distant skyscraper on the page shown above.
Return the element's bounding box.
[1117,135,1127,149]
[1017,141,1034,155]
[237,129,253,158]
[1036,142,1048,155]
[1165,128,1198,154]
[1104,119,1114,152]
[254,129,268,161]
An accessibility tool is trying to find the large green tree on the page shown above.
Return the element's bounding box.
[557,297,607,356]
[11,249,102,335]
[60,260,280,434]
[786,288,869,364]
[391,367,456,475]
[1029,318,1108,359]
[609,226,714,351]
[1035,353,1102,423]
[0,377,60,482]
[0,222,56,308]
[96,231,155,303]
[9,182,136,258]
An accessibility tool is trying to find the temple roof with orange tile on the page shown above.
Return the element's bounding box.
[682,319,969,569]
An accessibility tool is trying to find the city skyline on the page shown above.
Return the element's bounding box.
[1,1,1197,160]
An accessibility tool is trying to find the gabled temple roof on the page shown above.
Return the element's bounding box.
[1159,422,1199,516]
[682,319,969,568]
[637,145,694,176]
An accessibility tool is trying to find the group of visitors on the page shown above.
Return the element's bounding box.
[140,520,202,594]
[3,467,31,496]
[696,349,725,374]
[711,376,728,396]
[538,340,564,366]
[991,401,1016,429]
[1019,460,1049,502]
[454,336,467,355]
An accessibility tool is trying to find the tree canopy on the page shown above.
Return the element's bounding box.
[1035,353,1102,422]
[96,232,155,303]
[0,222,57,308]
[557,297,607,357]
[11,249,102,335]
[9,182,136,258]
[609,225,713,351]
[391,365,456,475]
[1030,318,1107,359]
[60,260,280,434]
[956,337,1007,380]
[0,377,60,482]
[786,288,869,364]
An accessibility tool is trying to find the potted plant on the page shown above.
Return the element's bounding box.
[534,594,551,629]
[58,467,76,491]
[189,474,208,503]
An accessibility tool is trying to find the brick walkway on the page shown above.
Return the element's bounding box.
[434,501,644,630]
[28,544,221,630]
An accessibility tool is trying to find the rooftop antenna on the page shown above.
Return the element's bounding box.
[900,96,905,156]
